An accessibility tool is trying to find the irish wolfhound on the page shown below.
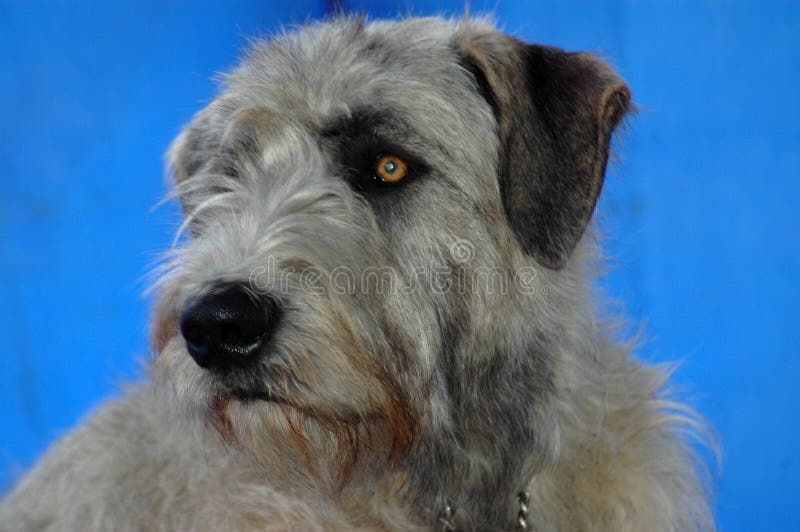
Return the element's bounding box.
[0,16,713,531]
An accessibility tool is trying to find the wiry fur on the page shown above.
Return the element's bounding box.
[0,16,714,531]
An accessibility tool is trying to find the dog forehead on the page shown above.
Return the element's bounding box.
[225,17,482,125]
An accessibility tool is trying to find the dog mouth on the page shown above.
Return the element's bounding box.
[206,364,295,406]
[231,389,290,405]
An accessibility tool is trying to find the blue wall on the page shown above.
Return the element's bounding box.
[1,2,797,530]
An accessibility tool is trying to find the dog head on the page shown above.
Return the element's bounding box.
[151,16,629,527]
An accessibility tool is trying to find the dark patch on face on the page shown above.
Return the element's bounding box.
[322,108,431,197]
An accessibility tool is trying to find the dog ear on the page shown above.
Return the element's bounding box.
[457,33,631,269]
[166,108,227,218]
[167,110,218,188]
[168,107,277,187]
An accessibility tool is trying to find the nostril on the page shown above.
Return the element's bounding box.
[179,312,214,368]
[218,321,264,353]
[181,325,204,346]
[179,284,280,370]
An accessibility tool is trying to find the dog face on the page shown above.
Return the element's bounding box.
[151,16,629,526]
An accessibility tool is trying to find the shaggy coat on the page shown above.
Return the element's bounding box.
[0,16,713,531]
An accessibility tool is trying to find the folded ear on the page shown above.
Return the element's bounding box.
[456,32,631,269]
[167,109,218,188]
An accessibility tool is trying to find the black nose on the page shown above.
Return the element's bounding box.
[179,284,279,370]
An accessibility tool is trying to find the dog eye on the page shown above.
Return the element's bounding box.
[374,154,408,183]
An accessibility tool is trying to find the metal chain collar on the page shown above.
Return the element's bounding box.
[438,491,532,531]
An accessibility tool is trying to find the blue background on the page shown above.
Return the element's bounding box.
[1,1,797,529]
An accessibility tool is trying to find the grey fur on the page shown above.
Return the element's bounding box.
[0,16,713,531]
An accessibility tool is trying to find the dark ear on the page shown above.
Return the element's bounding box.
[457,33,631,269]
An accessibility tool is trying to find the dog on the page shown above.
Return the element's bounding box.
[0,16,713,531]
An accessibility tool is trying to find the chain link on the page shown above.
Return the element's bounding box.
[438,499,456,532]
[516,491,531,530]
[437,491,533,531]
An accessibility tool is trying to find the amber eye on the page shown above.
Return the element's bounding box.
[374,154,408,183]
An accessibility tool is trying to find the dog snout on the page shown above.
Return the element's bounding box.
[179,283,280,370]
